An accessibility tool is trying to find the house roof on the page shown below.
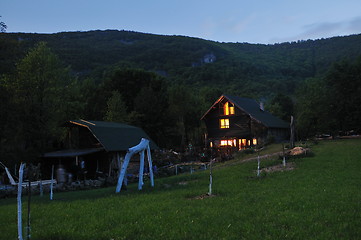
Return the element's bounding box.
[65,120,158,151]
[201,95,289,129]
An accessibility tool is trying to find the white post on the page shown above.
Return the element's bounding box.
[116,152,132,193]
[50,165,54,200]
[257,154,260,177]
[208,159,213,196]
[146,145,154,187]
[282,143,286,167]
[138,150,145,190]
[120,156,128,186]
[175,165,178,175]
[18,163,25,240]
[283,156,286,167]
[115,138,153,193]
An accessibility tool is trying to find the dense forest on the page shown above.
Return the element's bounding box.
[0,30,361,165]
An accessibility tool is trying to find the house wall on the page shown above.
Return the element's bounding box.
[204,100,252,139]
[203,99,265,151]
[203,97,291,150]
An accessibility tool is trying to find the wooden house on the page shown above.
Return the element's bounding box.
[43,120,157,180]
[201,95,289,153]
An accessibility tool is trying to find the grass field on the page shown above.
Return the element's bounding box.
[1,139,360,240]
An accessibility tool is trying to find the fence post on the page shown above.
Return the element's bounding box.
[18,163,25,240]
[257,153,260,177]
[282,143,286,167]
[50,165,54,200]
[208,159,213,195]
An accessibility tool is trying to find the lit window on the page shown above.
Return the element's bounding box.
[230,106,235,115]
[220,140,234,146]
[239,139,247,150]
[223,102,235,115]
[220,119,229,128]
[220,140,228,146]
[253,138,257,145]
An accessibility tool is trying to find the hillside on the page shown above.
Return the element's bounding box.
[1,30,361,97]
[1,139,360,239]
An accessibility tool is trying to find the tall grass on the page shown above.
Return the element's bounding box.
[1,139,360,239]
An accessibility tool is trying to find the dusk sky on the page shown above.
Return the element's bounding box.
[2,0,361,44]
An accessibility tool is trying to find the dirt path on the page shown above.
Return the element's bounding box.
[216,151,284,169]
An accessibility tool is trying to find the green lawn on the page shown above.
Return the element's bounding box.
[1,139,360,240]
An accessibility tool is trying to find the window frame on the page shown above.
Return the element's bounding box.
[219,118,230,129]
[223,102,235,116]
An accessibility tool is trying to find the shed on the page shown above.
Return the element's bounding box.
[43,120,157,180]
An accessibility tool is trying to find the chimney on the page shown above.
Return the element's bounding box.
[260,102,264,111]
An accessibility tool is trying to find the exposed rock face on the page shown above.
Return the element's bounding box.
[202,53,216,63]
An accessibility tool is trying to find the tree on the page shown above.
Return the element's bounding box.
[133,84,169,146]
[104,91,128,123]
[324,58,361,134]
[267,93,294,122]
[168,84,204,149]
[0,16,6,32]
[7,42,78,162]
[100,68,171,146]
[295,77,332,138]
[199,86,223,112]
[0,76,15,165]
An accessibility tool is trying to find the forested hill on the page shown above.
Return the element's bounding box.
[1,30,361,97]
[1,30,361,161]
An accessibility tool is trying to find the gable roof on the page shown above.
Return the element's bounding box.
[201,95,289,129]
[65,120,158,151]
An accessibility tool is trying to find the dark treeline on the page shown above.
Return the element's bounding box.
[296,57,361,138]
[0,42,222,165]
[0,31,361,166]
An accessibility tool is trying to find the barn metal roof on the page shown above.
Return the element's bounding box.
[64,120,158,151]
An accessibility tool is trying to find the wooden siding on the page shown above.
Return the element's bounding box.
[203,99,252,139]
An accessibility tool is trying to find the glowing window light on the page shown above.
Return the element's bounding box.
[220,140,228,146]
[220,119,229,128]
[224,102,229,115]
[253,138,257,145]
[229,105,235,115]
[223,102,235,115]
[219,139,237,146]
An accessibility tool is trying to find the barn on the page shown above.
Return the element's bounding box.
[43,120,157,181]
